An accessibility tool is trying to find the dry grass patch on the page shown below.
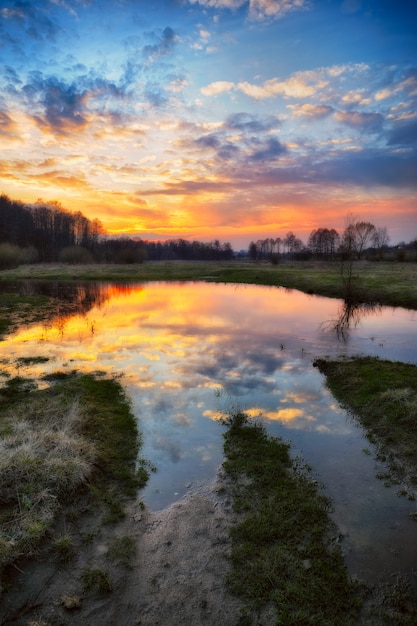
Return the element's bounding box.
[0,394,95,570]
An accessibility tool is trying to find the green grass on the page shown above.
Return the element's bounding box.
[222,412,363,625]
[316,357,417,490]
[81,566,112,594]
[222,411,417,623]
[1,260,416,309]
[53,534,76,563]
[107,535,135,567]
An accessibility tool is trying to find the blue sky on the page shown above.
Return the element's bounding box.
[0,0,416,246]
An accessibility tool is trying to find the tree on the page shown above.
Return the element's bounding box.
[248,241,258,261]
[372,227,390,259]
[308,228,340,259]
[283,231,296,256]
[340,216,376,260]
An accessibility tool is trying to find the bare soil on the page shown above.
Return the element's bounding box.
[0,469,251,626]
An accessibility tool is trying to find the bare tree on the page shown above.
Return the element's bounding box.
[340,215,376,260]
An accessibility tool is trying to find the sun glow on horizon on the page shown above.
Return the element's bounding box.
[0,1,416,247]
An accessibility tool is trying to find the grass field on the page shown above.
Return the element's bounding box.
[1,260,416,309]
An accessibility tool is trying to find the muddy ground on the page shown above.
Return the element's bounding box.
[0,469,259,626]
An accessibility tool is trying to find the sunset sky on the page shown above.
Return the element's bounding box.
[0,0,416,248]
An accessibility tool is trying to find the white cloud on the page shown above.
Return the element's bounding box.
[187,0,308,21]
[188,0,244,8]
[288,103,333,118]
[200,80,235,96]
[201,69,330,100]
[248,0,308,22]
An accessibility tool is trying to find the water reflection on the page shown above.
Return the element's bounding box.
[321,299,383,342]
[0,281,416,586]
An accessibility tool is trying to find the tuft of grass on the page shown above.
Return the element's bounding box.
[53,534,75,563]
[60,594,82,610]
[222,412,363,624]
[107,535,135,567]
[81,567,112,594]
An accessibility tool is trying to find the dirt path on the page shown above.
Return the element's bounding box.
[0,469,248,626]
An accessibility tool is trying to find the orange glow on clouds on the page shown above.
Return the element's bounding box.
[1,0,416,247]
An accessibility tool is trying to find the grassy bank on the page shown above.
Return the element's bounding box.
[316,357,417,495]
[222,411,417,624]
[0,371,148,584]
[1,260,417,309]
[222,412,362,625]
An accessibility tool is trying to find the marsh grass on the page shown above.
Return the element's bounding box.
[0,292,51,338]
[222,412,363,624]
[0,371,145,579]
[316,357,417,490]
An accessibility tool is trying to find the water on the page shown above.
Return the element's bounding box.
[1,280,416,585]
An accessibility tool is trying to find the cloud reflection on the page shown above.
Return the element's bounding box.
[1,281,412,454]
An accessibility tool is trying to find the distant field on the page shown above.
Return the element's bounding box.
[1,260,416,309]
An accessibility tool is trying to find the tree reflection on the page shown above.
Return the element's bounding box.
[322,299,382,342]
[0,280,117,337]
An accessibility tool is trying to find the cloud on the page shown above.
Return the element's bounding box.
[288,103,334,119]
[387,118,417,147]
[200,80,234,96]
[249,137,287,161]
[334,110,384,133]
[142,26,178,62]
[309,149,417,189]
[0,110,19,138]
[21,73,126,135]
[190,113,286,163]
[375,68,417,101]
[144,83,168,107]
[248,0,309,22]
[239,73,329,99]
[187,0,308,21]
[0,1,62,42]
[201,71,328,100]
[225,111,281,132]
[3,65,22,88]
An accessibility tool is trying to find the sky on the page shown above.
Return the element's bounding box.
[0,0,416,248]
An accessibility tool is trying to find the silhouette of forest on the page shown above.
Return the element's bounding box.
[0,194,234,264]
[1,193,415,267]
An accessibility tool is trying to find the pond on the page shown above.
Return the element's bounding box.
[1,280,416,587]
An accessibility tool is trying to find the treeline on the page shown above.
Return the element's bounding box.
[0,194,235,266]
[0,194,103,263]
[144,238,234,261]
[249,222,417,262]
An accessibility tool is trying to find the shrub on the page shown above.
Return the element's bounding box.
[0,243,23,269]
[60,245,93,264]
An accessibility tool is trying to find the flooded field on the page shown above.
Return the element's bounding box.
[1,280,416,587]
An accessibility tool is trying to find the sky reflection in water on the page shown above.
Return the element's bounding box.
[1,281,417,585]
